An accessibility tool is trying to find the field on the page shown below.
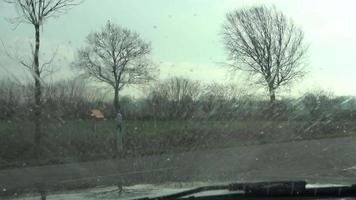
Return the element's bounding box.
[1,119,355,169]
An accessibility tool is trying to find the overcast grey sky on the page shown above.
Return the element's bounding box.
[1,0,356,97]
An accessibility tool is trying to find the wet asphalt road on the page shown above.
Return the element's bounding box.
[1,136,356,196]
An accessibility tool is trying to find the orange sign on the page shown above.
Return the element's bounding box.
[90,109,104,120]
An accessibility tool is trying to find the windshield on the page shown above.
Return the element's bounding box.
[1,0,356,199]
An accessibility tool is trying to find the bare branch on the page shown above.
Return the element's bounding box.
[4,0,81,26]
[1,39,33,70]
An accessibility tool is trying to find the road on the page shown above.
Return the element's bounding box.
[1,136,356,197]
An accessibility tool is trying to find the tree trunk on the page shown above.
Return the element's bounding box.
[33,23,42,159]
[114,126,123,158]
[113,87,120,113]
[113,87,122,158]
[269,86,276,104]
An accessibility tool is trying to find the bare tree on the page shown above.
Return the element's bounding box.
[148,77,201,119]
[199,83,248,119]
[222,6,308,103]
[4,0,79,158]
[72,21,155,113]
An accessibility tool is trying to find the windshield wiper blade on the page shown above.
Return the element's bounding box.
[133,181,356,200]
[133,181,307,200]
[230,181,356,198]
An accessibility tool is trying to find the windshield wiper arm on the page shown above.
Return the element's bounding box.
[133,181,307,200]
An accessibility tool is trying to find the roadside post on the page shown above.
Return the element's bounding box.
[115,111,124,157]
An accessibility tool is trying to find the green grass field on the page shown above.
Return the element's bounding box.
[1,119,355,169]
